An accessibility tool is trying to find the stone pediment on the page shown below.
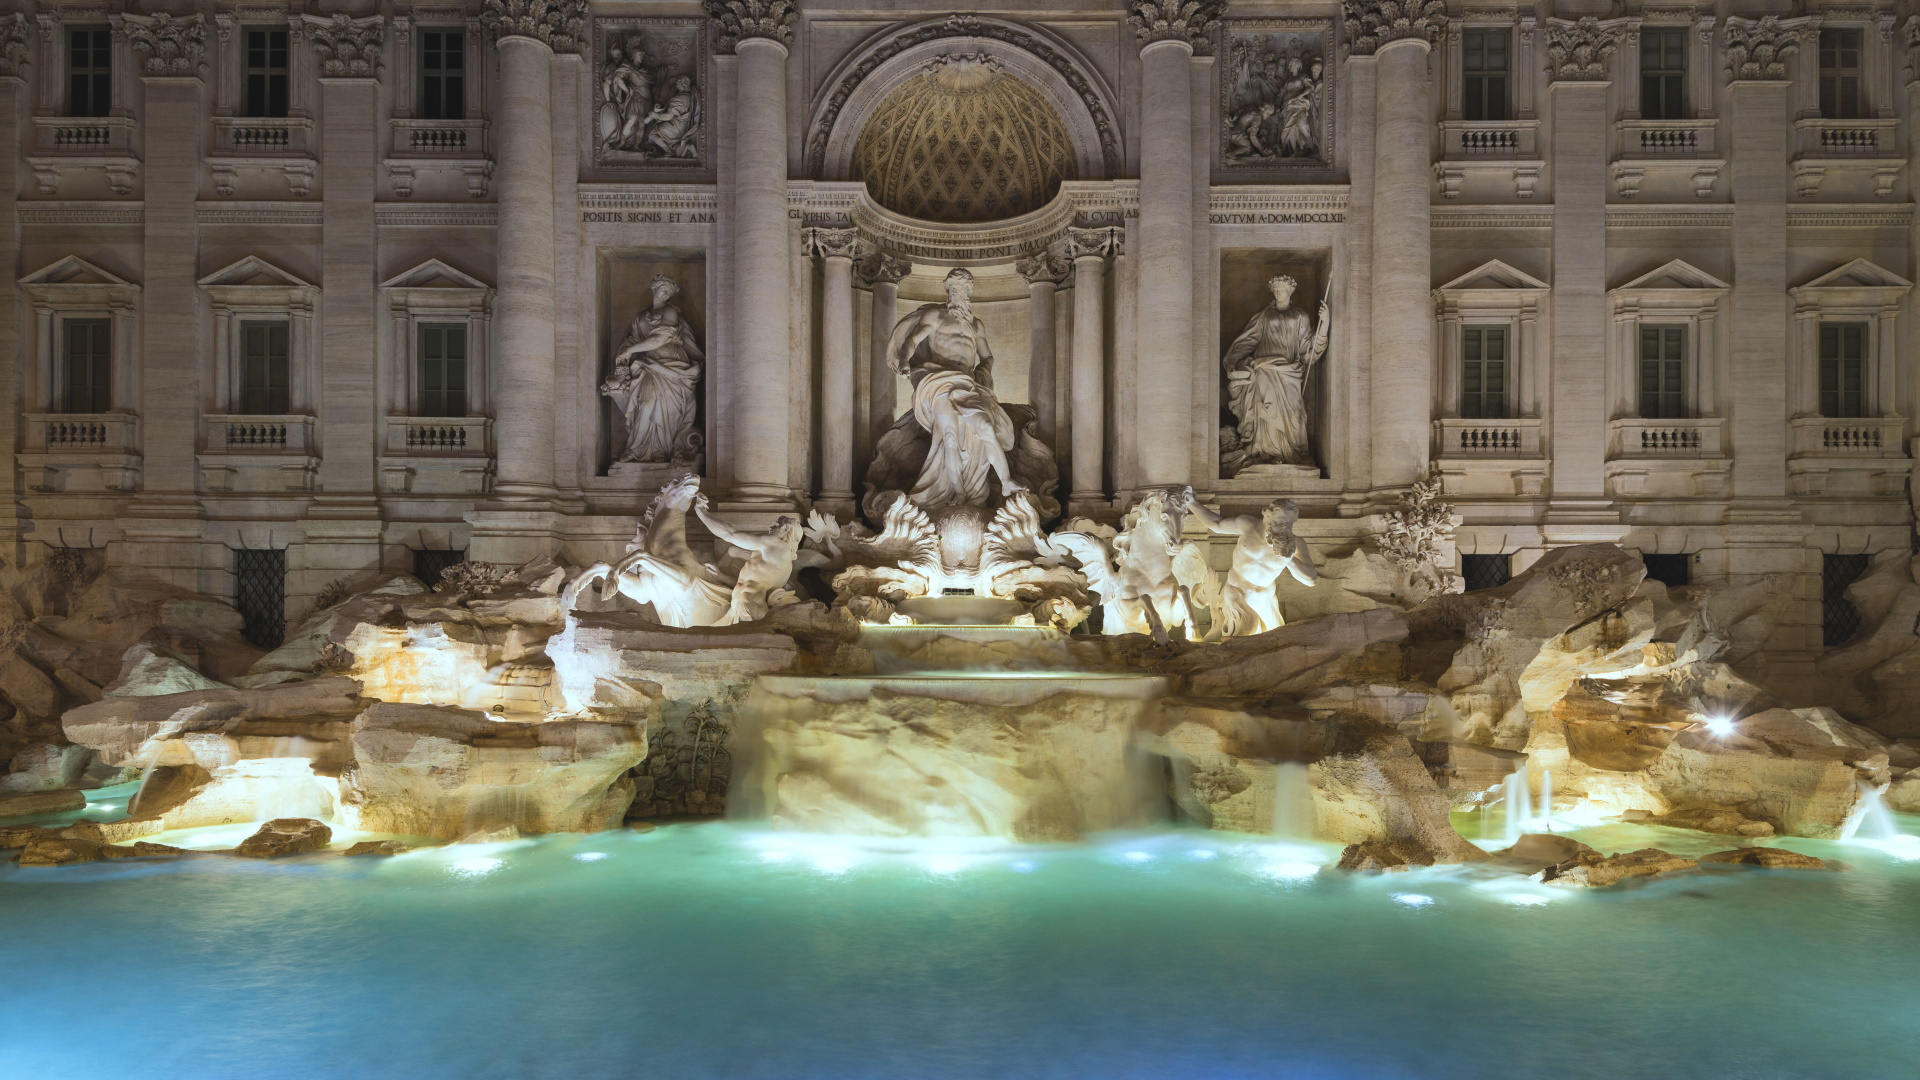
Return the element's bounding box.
[1613,259,1730,293]
[19,255,134,288]
[381,258,491,291]
[1435,260,1550,293]
[1794,258,1912,293]
[197,255,315,289]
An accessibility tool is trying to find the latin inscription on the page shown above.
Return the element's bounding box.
[1208,212,1345,224]
[580,211,716,224]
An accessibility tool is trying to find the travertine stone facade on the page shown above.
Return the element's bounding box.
[4,1,1916,674]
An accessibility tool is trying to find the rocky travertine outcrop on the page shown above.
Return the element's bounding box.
[1543,847,1697,887]
[236,817,333,857]
[1309,710,1488,866]
[0,787,84,816]
[1161,608,1408,698]
[1493,833,1601,872]
[1700,846,1830,869]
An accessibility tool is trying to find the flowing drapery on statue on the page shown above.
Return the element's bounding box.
[603,274,703,465]
[1220,274,1330,475]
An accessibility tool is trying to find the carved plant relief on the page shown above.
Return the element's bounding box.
[1222,25,1332,169]
[594,19,706,167]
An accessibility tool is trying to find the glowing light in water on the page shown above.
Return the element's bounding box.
[1123,850,1154,864]
[573,852,609,862]
[921,855,969,876]
[1391,893,1435,907]
[1187,848,1219,861]
[450,857,503,877]
[1501,892,1551,906]
[807,848,861,875]
[1008,859,1038,873]
[758,849,792,863]
[1260,860,1320,880]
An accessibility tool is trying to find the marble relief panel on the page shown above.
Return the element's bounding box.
[592,17,707,169]
[1219,21,1333,172]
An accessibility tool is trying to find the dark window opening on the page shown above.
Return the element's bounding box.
[244,29,290,118]
[1823,553,1870,647]
[419,30,466,120]
[1640,28,1687,120]
[61,319,111,414]
[1819,29,1863,119]
[67,28,112,118]
[418,323,468,418]
[1638,325,1686,419]
[1462,28,1511,122]
[1461,326,1509,419]
[412,548,467,590]
[1641,553,1691,589]
[239,320,291,415]
[235,548,287,649]
[1462,553,1512,592]
[1819,322,1867,418]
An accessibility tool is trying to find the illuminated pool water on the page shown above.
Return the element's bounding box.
[4,808,1918,1080]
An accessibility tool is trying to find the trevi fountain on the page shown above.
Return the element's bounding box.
[4,1,1920,1078]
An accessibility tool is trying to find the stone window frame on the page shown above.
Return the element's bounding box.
[197,256,318,417]
[1431,259,1548,420]
[1442,11,1537,122]
[379,259,493,419]
[33,10,135,119]
[1619,10,1717,122]
[1797,11,1900,121]
[1787,258,1912,419]
[391,9,486,121]
[19,255,141,416]
[1606,260,1729,422]
[212,8,313,121]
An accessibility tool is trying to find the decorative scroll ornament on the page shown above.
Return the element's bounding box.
[702,0,799,54]
[120,13,207,77]
[481,0,588,55]
[1015,250,1071,286]
[304,15,386,79]
[803,226,860,261]
[1339,0,1446,57]
[1725,16,1799,81]
[854,250,912,288]
[1063,226,1124,260]
[1545,17,1620,81]
[0,14,30,79]
[1127,1,1226,54]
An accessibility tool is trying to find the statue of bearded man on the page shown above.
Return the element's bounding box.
[884,267,1025,510]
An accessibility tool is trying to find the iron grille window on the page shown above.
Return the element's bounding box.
[1462,553,1512,592]
[1462,29,1510,122]
[1638,325,1686,419]
[1640,28,1687,120]
[61,319,111,414]
[235,548,287,649]
[244,28,290,118]
[67,28,112,118]
[239,321,291,415]
[1819,323,1867,418]
[1642,553,1691,588]
[419,30,466,120]
[1460,326,1509,419]
[1823,553,1869,647]
[412,548,466,590]
[418,323,468,417]
[1819,29,1863,119]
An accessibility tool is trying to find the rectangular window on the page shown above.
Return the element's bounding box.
[1641,553,1691,589]
[1819,29,1863,119]
[67,27,112,118]
[234,548,287,649]
[239,321,291,415]
[61,319,111,414]
[1462,28,1511,122]
[244,28,291,119]
[1638,325,1687,419]
[419,29,466,120]
[1818,322,1868,418]
[1640,28,1687,120]
[418,323,468,418]
[1460,326,1509,419]
[1462,553,1512,592]
[1822,553,1869,647]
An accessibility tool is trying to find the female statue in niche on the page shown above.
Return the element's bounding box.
[603,273,703,465]
[1221,273,1330,474]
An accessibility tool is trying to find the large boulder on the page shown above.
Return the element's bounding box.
[1700,846,1830,870]
[1644,708,1888,838]
[1543,847,1696,887]
[1162,609,1408,698]
[102,642,228,698]
[0,742,93,792]
[1306,708,1488,867]
[235,817,332,858]
[0,788,85,817]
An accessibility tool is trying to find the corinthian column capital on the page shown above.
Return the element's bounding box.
[1064,227,1124,261]
[1545,17,1623,83]
[855,250,912,289]
[302,14,387,80]
[803,226,861,261]
[1127,1,1224,55]
[0,14,30,80]
[703,0,800,55]
[1339,0,1446,58]
[115,12,208,78]
[1724,16,1805,82]
[481,0,588,55]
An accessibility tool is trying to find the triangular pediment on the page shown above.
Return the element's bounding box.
[20,255,134,288]
[1613,259,1730,292]
[197,255,314,289]
[1796,258,1912,291]
[381,258,491,291]
[1436,259,1550,292]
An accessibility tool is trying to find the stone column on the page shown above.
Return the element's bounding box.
[1126,2,1219,489]
[856,250,911,457]
[806,227,858,512]
[1345,2,1443,496]
[482,0,584,505]
[118,13,209,590]
[710,2,800,510]
[0,17,26,559]
[1066,227,1120,510]
[1544,18,1624,535]
[1016,250,1070,444]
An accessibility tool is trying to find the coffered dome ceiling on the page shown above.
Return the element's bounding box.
[851,60,1079,224]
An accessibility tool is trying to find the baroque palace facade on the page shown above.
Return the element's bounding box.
[0,0,1915,667]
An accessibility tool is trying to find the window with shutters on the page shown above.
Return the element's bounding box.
[419,30,466,120]
[1638,325,1687,419]
[1818,322,1867,418]
[61,319,111,414]
[239,321,291,415]
[1462,29,1510,122]
[244,28,290,119]
[419,324,469,418]
[67,28,112,118]
[1640,28,1687,120]
[1819,29,1863,119]
[1460,326,1509,419]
